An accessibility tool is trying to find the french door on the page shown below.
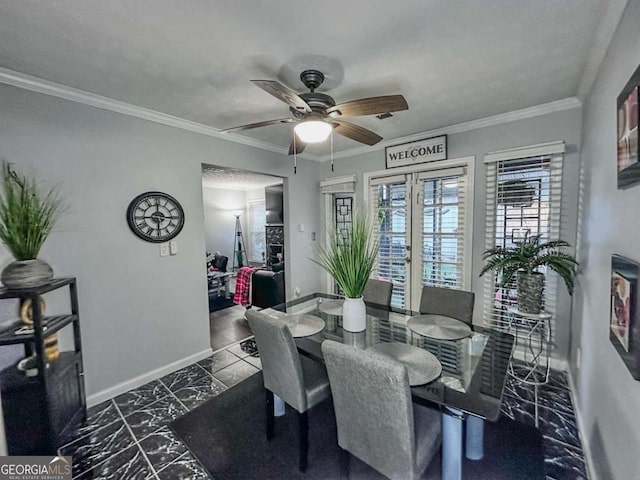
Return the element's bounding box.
[369,165,471,311]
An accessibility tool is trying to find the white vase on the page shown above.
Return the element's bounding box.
[342,296,366,332]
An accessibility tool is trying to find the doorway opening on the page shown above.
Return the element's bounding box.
[201,164,285,351]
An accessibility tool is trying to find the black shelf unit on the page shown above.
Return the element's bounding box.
[0,277,86,455]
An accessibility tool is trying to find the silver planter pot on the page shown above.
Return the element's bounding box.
[1,259,53,289]
[516,272,545,314]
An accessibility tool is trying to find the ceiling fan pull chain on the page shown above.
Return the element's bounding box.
[293,133,297,174]
[330,129,335,172]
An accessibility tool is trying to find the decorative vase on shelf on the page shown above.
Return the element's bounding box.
[342,297,367,332]
[1,259,53,289]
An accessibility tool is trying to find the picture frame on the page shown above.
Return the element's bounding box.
[617,64,640,189]
[610,255,640,380]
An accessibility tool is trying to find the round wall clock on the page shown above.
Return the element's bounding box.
[126,191,185,243]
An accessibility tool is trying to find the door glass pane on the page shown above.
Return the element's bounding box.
[420,175,464,289]
[372,182,407,309]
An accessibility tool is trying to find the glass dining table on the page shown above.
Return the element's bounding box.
[261,293,515,480]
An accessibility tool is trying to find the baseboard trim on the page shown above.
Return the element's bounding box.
[568,370,597,480]
[86,347,213,408]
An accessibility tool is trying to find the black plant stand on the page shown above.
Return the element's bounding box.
[0,277,86,454]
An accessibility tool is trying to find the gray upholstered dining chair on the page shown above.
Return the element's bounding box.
[245,309,331,472]
[362,278,393,307]
[321,340,441,480]
[419,285,475,325]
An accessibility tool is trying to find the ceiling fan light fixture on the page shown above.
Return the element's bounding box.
[294,120,332,143]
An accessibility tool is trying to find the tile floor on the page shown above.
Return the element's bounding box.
[61,337,589,479]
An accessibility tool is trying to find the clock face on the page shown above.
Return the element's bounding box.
[126,191,185,243]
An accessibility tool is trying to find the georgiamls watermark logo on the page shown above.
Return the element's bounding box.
[0,456,72,480]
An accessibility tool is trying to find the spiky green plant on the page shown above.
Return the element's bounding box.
[314,211,379,298]
[0,163,63,260]
[479,235,579,294]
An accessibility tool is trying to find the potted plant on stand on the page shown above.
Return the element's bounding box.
[0,163,64,289]
[479,234,578,314]
[315,211,379,332]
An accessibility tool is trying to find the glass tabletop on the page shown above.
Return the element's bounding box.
[263,293,515,421]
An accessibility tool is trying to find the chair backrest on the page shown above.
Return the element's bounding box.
[362,278,393,307]
[419,286,475,325]
[213,255,228,272]
[245,310,307,412]
[321,340,417,479]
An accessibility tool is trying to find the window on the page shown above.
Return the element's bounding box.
[248,200,266,263]
[483,142,565,342]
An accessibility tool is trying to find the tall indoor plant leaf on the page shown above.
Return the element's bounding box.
[314,210,379,299]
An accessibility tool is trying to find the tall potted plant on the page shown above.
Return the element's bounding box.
[315,211,379,332]
[479,235,578,314]
[0,163,64,288]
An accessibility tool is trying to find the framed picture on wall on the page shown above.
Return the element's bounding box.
[617,64,640,189]
[610,255,640,380]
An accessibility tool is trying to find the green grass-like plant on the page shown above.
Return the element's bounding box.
[314,211,379,298]
[0,163,63,260]
[479,235,578,294]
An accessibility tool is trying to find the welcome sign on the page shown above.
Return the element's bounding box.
[385,135,447,169]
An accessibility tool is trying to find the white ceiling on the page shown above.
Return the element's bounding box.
[0,0,608,156]
[202,165,282,191]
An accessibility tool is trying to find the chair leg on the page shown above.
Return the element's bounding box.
[339,446,350,479]
[265,389,274,441]
[298,410,309,472]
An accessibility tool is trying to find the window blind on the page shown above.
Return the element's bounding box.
[482,146,565,346]
[417,168,467,290]
[369,175,409,308]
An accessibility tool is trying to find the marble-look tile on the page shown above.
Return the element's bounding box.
[155,452,209,480]
[60,400,121,447]
[502,398,582,450]
[125,396,188,440]
[226,342,250,359]
[160,364,211,392]
[546,369,570,390]
[74,444,152,480]
[543,437,588,480]
[173,374,227,410]
[114,380,171,416]
[213,359,259,387]
[60,419,134,477]
[139,427,187,472]
[197,350,240,374]
[244,355,262,369]
[538,406,582,450]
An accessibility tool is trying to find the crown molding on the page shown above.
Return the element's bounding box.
[318,97,582,161]
[0,67,324,161]
[577,0,628,98]
[0,67,580,164]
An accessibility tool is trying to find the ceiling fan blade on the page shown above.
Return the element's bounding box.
[326,94,408,118]
[288,137,306,155]
[332,120,383,146]
[220,118,294,133]
[251,80,312,113]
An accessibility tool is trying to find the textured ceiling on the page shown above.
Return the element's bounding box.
[0,0,605,155]
[202,165,282,191]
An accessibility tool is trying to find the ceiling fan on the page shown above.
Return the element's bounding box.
[221,70,408,155]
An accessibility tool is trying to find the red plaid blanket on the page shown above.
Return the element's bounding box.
[233,267,257,306]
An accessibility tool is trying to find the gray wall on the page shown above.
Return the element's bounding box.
[320,107,582,360]
[202,186,248,263]
[571,0,640,478]
[0,83,322,397]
